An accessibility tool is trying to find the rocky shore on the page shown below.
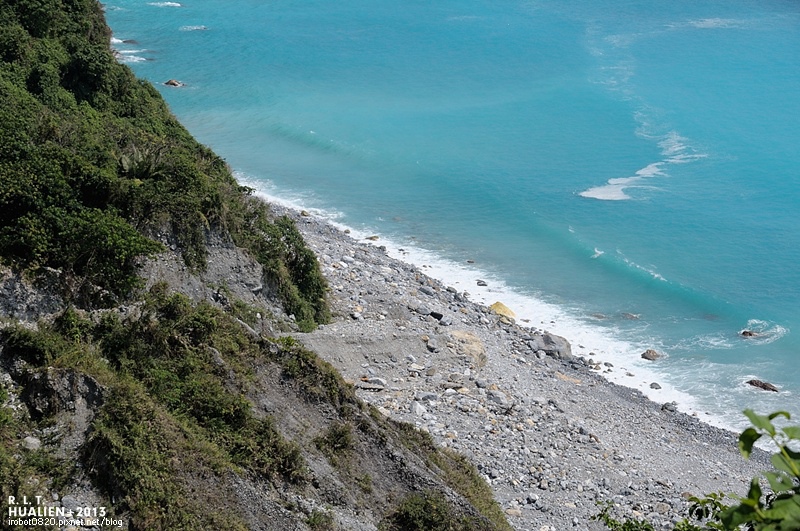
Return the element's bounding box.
[277,204,767,530]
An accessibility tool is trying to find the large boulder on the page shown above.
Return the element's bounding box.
[449,330,487,368]
[528,332,573,360]
[489,301,516,320]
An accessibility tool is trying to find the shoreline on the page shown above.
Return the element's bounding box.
[251,186,731,432]
[262,195,769,529]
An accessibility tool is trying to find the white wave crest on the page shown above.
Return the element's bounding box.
[620,253,667,282]
[636,162,665,178]
[117,54,147,63]
[147,1,182,6]
[579,178,636,201]
[674,333,736,351]
[689,18,744,29]
[180,25,208,31]
[741,319,789,344]
[580,130,706,201]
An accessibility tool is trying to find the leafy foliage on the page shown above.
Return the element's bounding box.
[314,422,355,467]
[593,501,656,531]
[380,490,495,531]
[0,0,330,326]
[595,410,800,531]
[94,289,307,483]
[388,421,513,531]
[720,410,800,530]
[229,203,330,331]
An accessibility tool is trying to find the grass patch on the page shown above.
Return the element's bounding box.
[94,289,308,484]
[84,379,247,530]
[392,422,512,531]
[271,336,357,410]
[306,508,335,530]
[380,490,495,531]
[314,422,355,467]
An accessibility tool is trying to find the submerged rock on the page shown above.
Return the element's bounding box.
[746,379,779,392]
[641,349,662,361]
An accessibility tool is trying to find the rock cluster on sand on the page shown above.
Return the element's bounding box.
[281,205,767,530]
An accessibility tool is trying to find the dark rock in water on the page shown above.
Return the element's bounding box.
[747,379,779,392]
[661,402,677,412]
[164,79,184,87]
[621,312,640,320]
[650,382,662,390]
[476,279,488,287]
[641,349,661,361]
[740,329,759,338]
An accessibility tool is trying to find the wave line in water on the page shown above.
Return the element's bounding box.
[579,163,664,200]
[579,128,706,200]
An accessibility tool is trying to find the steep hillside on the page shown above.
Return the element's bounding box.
[0,1,509,529]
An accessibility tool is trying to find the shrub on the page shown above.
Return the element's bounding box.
[594,410,800,531]
[307,509,335,530]
[314,422,354,466]
[381,490,494,531]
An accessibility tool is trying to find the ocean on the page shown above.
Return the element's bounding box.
[105,0,800,431]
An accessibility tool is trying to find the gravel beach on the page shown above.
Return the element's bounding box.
[277,204,768,530]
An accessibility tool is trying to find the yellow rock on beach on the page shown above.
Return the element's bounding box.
[489,301,516,320]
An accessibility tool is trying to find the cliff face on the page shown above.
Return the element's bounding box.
[0,1,508,529]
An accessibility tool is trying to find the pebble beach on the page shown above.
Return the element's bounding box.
[275,204,769,530]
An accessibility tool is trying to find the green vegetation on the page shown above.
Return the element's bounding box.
[306,508,335,530]
[380,490,494,531]
[93,289,308,484]
[594,410,800,531]
[387,421,513,531]
[272,335,356,409]
[84,380,249,530]
[0,293,313,527]
[0,365,77,530]
[0,0,329,323]
[314,422,355,466]
[229,206,330,331]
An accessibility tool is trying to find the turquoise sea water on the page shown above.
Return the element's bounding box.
[106,0,800,430]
